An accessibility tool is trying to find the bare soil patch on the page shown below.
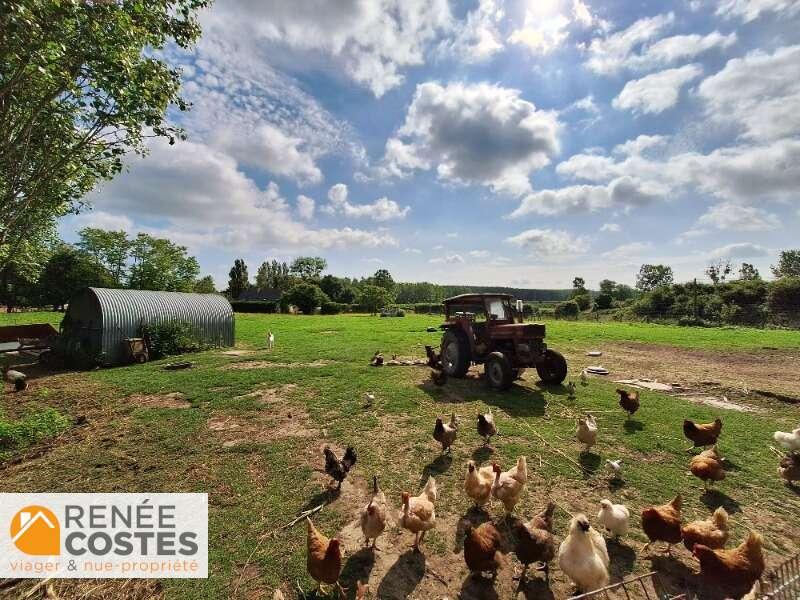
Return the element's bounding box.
[572,343,800,402]
[129,392,190,409]
[220,359,335,371]
[221,349,255,356]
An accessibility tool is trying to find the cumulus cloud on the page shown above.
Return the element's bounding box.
[88,139,396,252]
[440,0,504,62]
[506,229,589,259]
[613,64,703,114]
[69,211,134,232]
[213,123,322,184]
[324,183,410,221]
[384,82,561,196]
[296,195,315,220]
[585,12,675,74]
[640,31,736,66]
[697,45,800,141]
[709,242,769,259]
[697,202,781,231]
[613,134,668,156]
[602,242,653,261]
[716,0,800,22]
[204,0,452,97]
[509,176,663,217]
[509,0,600,55]
[468,250,491,258]
[600,223,621,232]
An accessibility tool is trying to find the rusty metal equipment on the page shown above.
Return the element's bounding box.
[427,293,568,390]
[571,571,687,600]
[0,323,59,359]
[752,552,800,599]
[123,337,149,363]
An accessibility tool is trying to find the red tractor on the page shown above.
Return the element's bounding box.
[426,293,567,390]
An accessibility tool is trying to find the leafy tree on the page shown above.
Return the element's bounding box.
[255,262,270,290]
[194,275,216,294]
[636,264,674,291]
[598,279,616,296]
[554,300,579,319]
[613,283,635,301]
[572,293,591,311]
[76,227,131,285]
[227,259,249,299]
[290,256,327,281]
[0,220,58,310]
[766,277,800,322]
[594,293,613,310]
[370,269,395,292]
[38,246,114,310]
[772,250,800,278]
[705,260,732,286]
[128,234,199,292]
[738,263,761,281]
[572,277,586,291]
[358,285,392,314]
[338,285,357,304]
[0,0,210,274]
[319,274,344,301]
[285,282,328,314]
[255,259,291,290]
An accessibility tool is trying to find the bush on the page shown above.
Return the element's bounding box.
[594,293,613,310]
[767,277,800,324]
[554,300,579,319]
[143,320,206,358]
[572,293,591,311]
[285,282,329,314]
[320,301,344,315]
[230,300,278,313]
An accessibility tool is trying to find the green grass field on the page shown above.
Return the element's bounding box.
[1,312,799,599]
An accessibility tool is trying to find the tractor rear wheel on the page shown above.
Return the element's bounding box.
[536,349,568,384]
[441,330,470,377]
[485,352,514,390]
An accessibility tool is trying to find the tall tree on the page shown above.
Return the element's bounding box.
[76,227,131,285]
[0,219,58,310]
[358,285,392,314]
[706,260,732,286]
[598,279,616,295]
[194,275,216,294]
[772,250,800,278]
[370,269,395,292]
[738,262,761,281]
[128,233,198,292]
[228,259,249,298]
[0,0,210,273]
[636,264,674,291]
[38,245,114,310]
[290,256,327,281]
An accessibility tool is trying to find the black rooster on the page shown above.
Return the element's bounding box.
[323,446,357,489]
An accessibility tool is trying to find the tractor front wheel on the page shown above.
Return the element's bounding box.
[485,352,514,390]
[441,330,470,378]
[536,349,568,384]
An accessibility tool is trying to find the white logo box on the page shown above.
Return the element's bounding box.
[0,493,208,578]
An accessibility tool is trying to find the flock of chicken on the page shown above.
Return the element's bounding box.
[303,377,800,599]
[305,382,800,599]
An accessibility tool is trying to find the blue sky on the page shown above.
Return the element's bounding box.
[60,0,800,289]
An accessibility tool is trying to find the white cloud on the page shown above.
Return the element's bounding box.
[70,211,134,232]
[509,0,599,55]
[213,123,322,184]
[441,0,504,62]
[429,254,465,264]
[709,242,769,259]
[585,12,675,75]
[613,64,703,114]
[325,183,410,221]
[402,247,423,254]
[716,0,800,22]
[296,195,315,220]
[697,45,800,141]
[506,228,589,259]
[697,202,781,231]
[206,0,452,97]
[446,232,460,239]
[613,134,668,156]
[509,176,663,217]
[568,95,600,115]
[384,82,561,196]
[600,223,621,232]
[468,250,491,258]
[603,241,653,261]
[640,31,736,66]
[88,139,396,252]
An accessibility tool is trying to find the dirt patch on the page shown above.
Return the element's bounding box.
[208,400,315,448]
[236,383,298,405]
[221,359,335,371]
[575,343,800,402]
[221,349,255,356]
[129,392,190,409]
[4,578,164,600]
[672,393,764,413]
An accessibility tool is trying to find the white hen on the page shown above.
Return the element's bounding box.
[597,499,630,537]
[774,428,800,453]
[577,415,598,451]
[558,514,610,593]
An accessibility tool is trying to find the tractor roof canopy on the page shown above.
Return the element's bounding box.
[442,293,513,305]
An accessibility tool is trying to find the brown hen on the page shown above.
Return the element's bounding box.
[684,418,723,449]
[689,445,726,489]
[616,388,640,418]
[641,494,682,554]
[463,521,504,579]
[694,532,765,597]
[306,517,342,593]
[682,507,729,551]
[513,501,557,582]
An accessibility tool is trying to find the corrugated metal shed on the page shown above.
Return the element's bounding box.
[62,288,234,365]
